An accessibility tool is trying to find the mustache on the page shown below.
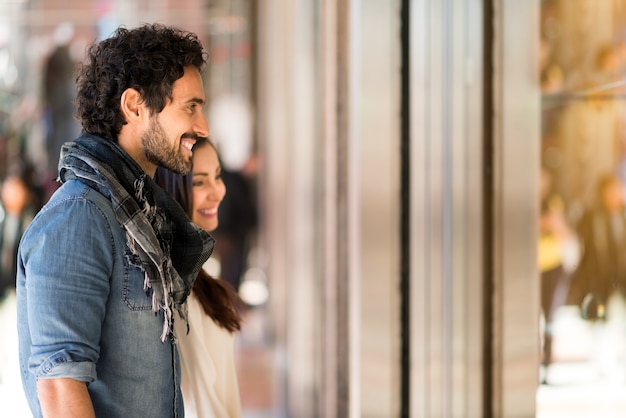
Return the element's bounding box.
[181,133,208,141]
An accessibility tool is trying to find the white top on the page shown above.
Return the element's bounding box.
[175,293,242,418]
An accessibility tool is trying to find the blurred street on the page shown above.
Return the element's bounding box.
[538,366,626,418]
[537,305,626,418]
[236,305,275,418]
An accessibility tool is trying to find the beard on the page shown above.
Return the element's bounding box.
[142,118,192,175]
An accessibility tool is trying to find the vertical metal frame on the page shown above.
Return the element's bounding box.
[355,0,402,416]
[257,1,542,417]
[320,2,340,416]
[491,0,541,416]
[409,0,486,416]
[320,0,363,416]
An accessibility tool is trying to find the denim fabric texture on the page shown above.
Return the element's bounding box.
[17,180,186,417]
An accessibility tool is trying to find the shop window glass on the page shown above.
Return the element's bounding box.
[539,0,626,414]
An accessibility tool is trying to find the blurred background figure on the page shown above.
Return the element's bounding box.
[567,173,626,382]
[0,166,38,299]
[538,165,575,383]
[212,166,258,293]
[210,93,258,293]
[0,165,39,415]
[568,173,626,315]
[42,23,81,200]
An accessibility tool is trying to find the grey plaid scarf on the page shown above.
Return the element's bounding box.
[58,133,214,342]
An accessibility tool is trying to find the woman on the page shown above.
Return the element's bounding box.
[538,166,573,379]
[155,138,244,418]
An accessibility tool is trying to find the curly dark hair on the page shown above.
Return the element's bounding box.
[75,23,208,141]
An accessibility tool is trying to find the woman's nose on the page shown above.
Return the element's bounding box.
[207,183,226,202]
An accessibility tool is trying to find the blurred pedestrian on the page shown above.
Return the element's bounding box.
[0,167,37,410]
[567,173,626,382]
[0,169,37,299]
[538,166,574,382]
[568,173,626,313]
[42,40,81,196]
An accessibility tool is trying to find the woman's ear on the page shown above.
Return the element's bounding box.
[120,88,144,123]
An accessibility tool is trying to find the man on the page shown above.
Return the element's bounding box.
[17,23,214,417]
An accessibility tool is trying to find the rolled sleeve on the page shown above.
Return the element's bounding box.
[34,352,96,383]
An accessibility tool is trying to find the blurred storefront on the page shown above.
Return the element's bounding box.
[537,1,626,416]
[4,0,626,417]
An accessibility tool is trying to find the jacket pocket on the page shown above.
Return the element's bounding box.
[122,248,154,310]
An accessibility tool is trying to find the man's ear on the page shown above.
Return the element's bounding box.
[120,88,145,123]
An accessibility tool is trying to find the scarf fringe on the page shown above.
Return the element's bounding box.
[58,135,213,343]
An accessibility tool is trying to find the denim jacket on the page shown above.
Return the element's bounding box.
[17,179,184,417]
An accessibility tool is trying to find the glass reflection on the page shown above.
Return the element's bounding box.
[539,0,626,415]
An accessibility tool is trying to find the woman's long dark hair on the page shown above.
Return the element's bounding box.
[155,139,243,332]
